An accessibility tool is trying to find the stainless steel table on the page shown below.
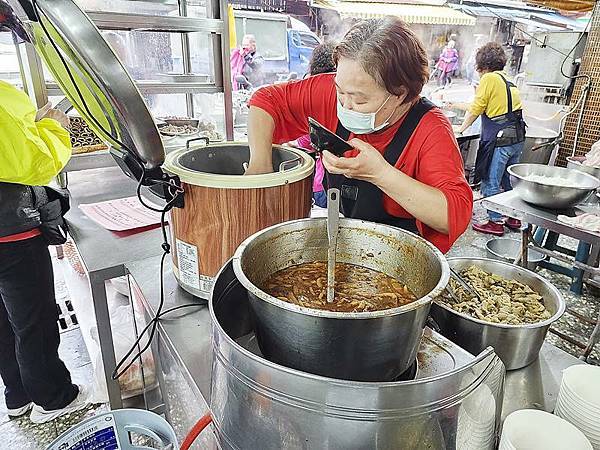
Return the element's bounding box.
[481,191,600,246]
[65,167,165,408]
[126,255,582,446]
[482,191,600,357]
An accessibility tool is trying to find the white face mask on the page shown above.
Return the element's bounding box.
[337,95,394,135]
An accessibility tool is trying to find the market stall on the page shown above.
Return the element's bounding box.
[8,0,600,448]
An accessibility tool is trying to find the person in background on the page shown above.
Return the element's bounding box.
[466,35,486,86]
[294,42,337,208]
[230,34,262,90]
[0,0,89,423]
[436,40,459,88]
[457,42,526,236]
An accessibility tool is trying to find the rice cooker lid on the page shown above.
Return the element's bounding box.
[16,0,164,176]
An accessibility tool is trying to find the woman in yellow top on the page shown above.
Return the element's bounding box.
[457,42,526,236]
[0,0,89,424]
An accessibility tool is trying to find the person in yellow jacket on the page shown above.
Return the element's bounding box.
[0,0,89,424]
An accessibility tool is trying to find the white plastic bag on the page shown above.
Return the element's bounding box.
[91,304,157,400]
[583,140,600,168]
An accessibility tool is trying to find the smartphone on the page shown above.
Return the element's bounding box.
[308,117,353,156]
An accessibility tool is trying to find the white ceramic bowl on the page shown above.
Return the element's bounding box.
[561,365,600,408]
[500,409,592,450]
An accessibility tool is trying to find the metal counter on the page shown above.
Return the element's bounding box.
[481,191,600,245]
[65,167,165,408]
[126,255,583,445]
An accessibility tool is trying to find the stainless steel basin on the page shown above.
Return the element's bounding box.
[431,257,565,370]
[508,163,600,209]
[232,218,449,381]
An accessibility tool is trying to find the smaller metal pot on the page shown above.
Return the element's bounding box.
[430,257,565,370]
[566,157,600,180]
[486,238,545,271]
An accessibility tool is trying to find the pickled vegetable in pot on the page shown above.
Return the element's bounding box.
[262,261,417,312]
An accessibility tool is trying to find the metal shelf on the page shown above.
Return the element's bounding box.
[17,0,234,176]
[86,11,225,33]
[46,81,223,96]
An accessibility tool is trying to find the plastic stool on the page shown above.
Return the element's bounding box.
[46,409,177,450]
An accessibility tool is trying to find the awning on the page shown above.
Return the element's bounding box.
[313,0,477,25]
[527,1,594,13]
[450,3,586,31]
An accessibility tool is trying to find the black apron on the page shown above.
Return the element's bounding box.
[324,98,435,234]
[474,73,526,183]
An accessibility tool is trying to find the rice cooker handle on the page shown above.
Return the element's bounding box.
[186,136,210,150]
[279,155,303,172]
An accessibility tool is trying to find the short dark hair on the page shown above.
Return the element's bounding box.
[333,17,429,102]
[309,42,336,76]
[475,42,507,72]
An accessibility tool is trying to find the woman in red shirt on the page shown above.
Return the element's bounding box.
[246,18,472,253]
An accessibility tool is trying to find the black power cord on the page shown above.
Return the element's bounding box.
[112,173,196,381]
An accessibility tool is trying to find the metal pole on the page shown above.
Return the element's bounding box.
[18,42,48,108]
[180,1,195,118]
[210,0,234,140]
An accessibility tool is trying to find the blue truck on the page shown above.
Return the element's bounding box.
[233,10,321,83]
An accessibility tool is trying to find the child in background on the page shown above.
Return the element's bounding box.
[295,42,337,207]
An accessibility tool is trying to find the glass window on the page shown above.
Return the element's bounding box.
[100,31,212,81]
[144,93,188,118]
[193,92,225,136]
[0,33,22,86]
[298,32,319,49]
[76,0,180,15]
[234,17,287,60]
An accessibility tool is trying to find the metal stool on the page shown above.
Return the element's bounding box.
[533,227,591,295]
[47,409,177,450]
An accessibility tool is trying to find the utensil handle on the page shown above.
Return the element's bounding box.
[327,188,340,244]
[449,268,481,301]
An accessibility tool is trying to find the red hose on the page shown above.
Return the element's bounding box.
[180,413,213,450]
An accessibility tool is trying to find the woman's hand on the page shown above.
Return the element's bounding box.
[35,102,70,129]
[321,138,391,184]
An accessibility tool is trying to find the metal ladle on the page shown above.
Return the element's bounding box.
[327,188,340,303]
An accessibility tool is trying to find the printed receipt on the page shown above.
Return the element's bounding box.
[79,196,162,231]
[176,239,200,290]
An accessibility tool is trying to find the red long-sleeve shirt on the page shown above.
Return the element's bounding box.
[249,73,473,253]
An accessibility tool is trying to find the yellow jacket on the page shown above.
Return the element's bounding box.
[0,80,72,186]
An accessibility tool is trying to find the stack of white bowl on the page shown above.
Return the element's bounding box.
[500,409,592,450]
[555,365,600,449]
[455,383,497,450]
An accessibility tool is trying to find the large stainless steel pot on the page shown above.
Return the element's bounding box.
[430,257,566,370]
[210,260,506,450]
[232,218,450,381]
[519,127,559,165]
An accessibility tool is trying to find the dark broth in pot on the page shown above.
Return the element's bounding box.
[262,261,417,312]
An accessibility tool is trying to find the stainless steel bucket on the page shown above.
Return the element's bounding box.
[210,260,506,450]
[519,127,559,165]
[430,257,566,370]
[232,218,450,381]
